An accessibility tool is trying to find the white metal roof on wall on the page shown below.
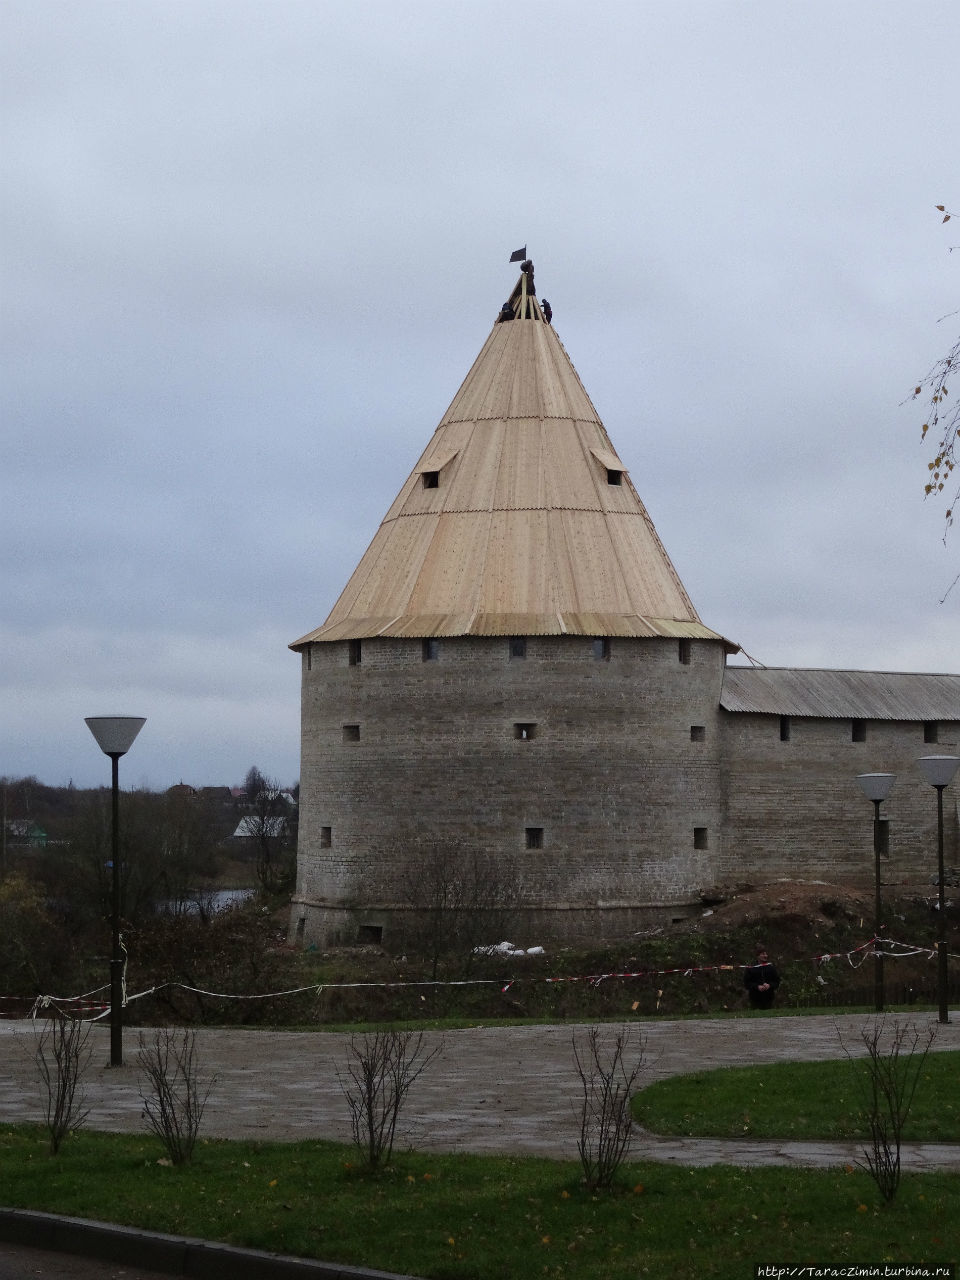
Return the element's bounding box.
[292,271,735,650]
[720,666,960,719]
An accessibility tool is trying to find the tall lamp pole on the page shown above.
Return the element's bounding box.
[917,755,960,1025]
[85,716,146,1066]
[856,772,895,1012]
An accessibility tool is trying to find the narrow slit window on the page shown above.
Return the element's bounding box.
[305,646,312,672]
[694,827,709,850]
[422,471,439,489]
[348,639,362,666]
[678,639,691,665]
[514,722,537,740]
[525,826,544,849]
[343,724,360,742]
[592,637,611,661]
[851,719,866,743]
[320,826,332,848]
[924,721,939,744]
[606,468,623,486]
[779,715,791,742]
[510,636,527,660]
[422,638,440,662]
[690,725,706,742]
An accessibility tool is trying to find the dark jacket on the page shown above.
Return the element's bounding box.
[744,960,780,1009]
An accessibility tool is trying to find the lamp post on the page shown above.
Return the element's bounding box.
[85,716,145,1066]
[917,754,960,1025]
[856,772,895,1012]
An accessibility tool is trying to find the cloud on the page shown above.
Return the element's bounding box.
[2,0,958,788]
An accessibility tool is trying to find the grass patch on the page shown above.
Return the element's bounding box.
[1,1125,958,1278]
[633,1050,960,1141]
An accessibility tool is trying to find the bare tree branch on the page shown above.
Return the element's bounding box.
[33,1013,92,1154]
[573,1025,646,1190]
[911,206,959,546]
[137,1027,216,1165]
[337,1029,441,1169]
[839,1016,937,1203]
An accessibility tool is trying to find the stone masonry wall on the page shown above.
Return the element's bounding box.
[292,634,728,946]
[718,712,960,887]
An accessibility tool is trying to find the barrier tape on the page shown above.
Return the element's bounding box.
[12,935,956,1023]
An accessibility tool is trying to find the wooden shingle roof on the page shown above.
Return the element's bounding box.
[293,267,734,649]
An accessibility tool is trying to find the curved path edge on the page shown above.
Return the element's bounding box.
[2,1013,959,1167]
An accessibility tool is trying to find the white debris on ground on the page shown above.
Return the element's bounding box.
[473,942,545,957]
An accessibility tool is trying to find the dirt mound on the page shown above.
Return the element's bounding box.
[689,879,877,933]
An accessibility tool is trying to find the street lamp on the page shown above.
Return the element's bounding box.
[917,754,960,1025]
[855,772,896,1012]
[85,716,146,1066]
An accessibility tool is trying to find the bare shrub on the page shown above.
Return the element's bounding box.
[840,1017,938,1203]
[573,1025,646,1190]
[137,1027,216,1165]
[34,1013,92,1154]
[400,840,524,979]
[338,1029,441,1169]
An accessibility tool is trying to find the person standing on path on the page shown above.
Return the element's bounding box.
[744,945,780,1009]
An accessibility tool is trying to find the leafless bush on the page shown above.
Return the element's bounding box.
[338,1029,441,1169]
[399,840,524,979]
[840,1017,938,1202]
[137,1027,216,1165]
[573,1025,646,1190]
[34,1013,92,1154]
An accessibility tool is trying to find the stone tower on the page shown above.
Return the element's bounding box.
[290,263,737,947]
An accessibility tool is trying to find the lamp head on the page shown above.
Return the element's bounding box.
[856,772,896,804]
[85,716,146,758]
[917,755,960,790]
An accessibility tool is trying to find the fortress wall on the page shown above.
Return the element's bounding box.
[718,713,960,887]
[292,634,727,946]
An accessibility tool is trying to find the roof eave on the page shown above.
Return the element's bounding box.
[292,614,739,650]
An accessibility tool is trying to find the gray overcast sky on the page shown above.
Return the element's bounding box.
[3,0,958,790]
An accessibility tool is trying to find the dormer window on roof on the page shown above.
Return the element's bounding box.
[416,448,458,491]
[289,258,735,653]
[589,446,626,483]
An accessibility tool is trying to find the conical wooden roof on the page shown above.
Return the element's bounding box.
[293,266,732,648]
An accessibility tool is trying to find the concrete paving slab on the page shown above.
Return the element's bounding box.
[1,1013,959,1169]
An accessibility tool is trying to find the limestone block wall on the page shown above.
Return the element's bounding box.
[718,712,960,887]
[292,634,728,945]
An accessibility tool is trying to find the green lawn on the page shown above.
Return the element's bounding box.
[4,1048,960,1277]
[1,1126,958,1279]
[632,1049,960,1141]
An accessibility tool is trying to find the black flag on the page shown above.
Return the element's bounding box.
[509,246,527,262]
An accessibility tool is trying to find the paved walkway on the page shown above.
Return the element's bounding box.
[3,1012,960,1170]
